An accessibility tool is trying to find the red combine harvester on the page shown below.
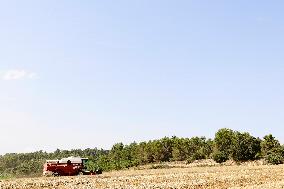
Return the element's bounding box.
[43,156,102,176]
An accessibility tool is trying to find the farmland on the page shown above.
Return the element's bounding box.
[1,161,284,189]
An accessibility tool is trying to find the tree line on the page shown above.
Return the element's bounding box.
[0,128,283,177]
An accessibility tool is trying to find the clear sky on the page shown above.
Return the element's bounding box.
[0,0,284,154]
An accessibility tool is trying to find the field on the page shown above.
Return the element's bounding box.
[1,161,284,189]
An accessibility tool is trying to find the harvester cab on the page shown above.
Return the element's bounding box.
[81,158,88,168]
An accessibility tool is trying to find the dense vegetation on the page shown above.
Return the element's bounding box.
[1,128,284,177]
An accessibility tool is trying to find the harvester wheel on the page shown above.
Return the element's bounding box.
[95,169,102,174]
[52,172,60,177]
[43,171,53,177]
[78,171,84,176]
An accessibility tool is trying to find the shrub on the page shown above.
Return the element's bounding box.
[265,152,283,165]
[261,134,281,157]
[186,152,205,164]
[213,151,228,163]
[231,132,261,162]
[214,129,235,152]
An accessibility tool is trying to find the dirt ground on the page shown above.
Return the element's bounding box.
[1,162,284,189]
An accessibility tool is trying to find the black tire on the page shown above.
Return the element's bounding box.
[52,172,60,177]
[95,169,102,174]
[78,171,84,176]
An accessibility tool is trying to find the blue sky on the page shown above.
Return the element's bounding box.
[0,1,284,154]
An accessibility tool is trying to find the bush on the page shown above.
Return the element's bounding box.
[265,153,283,165]
[261,134,281,157]
[214,128,235,156]
[86,160,101,172]
[231,132,261,162]
[213,151,228,163]
[186,152,205,164]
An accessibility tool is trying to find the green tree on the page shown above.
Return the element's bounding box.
[213,128,235,162]
[261,134,281,156]
[231,132,261,161]
[172,137,188,161]
[261,134,284,164]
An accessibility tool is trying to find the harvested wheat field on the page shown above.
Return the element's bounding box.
[1,161,284,189]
